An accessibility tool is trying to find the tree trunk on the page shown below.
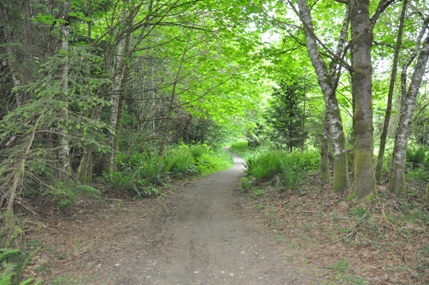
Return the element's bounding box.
[349,0,376,199]
[77,147,93,184]
[389,33,429,195]
[108,2,132,172]
[320,114,331,185]
[375,0,408,183]
[0,5,23,106]
[297,0,349,193]
[57,0,72,180]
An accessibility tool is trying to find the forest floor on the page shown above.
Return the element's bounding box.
[23,151,429,285]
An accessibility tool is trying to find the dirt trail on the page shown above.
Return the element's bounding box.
[31,152,313,284]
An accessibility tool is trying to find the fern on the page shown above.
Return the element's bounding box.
[0,249,20,261]
[0,273,13,285]
[0,248,40,285]
[19,278,41,285]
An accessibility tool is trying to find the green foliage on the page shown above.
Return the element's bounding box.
[244,149,320,191]
[46,182,101,209]
[190,144,233,176]
[405,145,429,182]
[0,45,111,217]
[0,248,41,285]
[406,145,428,170]
[230,140,249,155]
[110,152,164,198]
[108,143,232,198]
[264,80,307,151]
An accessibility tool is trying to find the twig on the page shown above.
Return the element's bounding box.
[323,209,371,247]
[156,193,170,214]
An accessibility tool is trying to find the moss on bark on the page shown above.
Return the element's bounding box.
[332,150,349,193]
[354,149,376,199]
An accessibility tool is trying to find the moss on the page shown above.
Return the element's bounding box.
[354,149,376,199]
[364,192,377,203]
[347,190,356,200]
[332,151,349,193]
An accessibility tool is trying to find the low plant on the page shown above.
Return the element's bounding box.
[244,150,319,191]
[406,145,427,170]
[107,143,232,198]
[0,248,41,285]
[46,182,100,209]
[230,140,249,154]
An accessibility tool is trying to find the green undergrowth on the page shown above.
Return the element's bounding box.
[405,145,429,183]
[106,143,233,198]
[0,247,41,285]
[240,147,320,193]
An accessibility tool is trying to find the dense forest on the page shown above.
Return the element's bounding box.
[1,0,429,283]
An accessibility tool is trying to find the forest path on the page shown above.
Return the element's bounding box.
[31,151,313,284]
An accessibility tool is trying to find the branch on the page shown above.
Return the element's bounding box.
[370,0,397,31]
[286,0,353,72]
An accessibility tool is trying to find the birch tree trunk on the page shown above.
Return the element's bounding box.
[108,1,133,172]
[296,0,349,193]
[349,0,376,199]
[389,32,429,195]
[375,0,408,183]
[57,1,72,180]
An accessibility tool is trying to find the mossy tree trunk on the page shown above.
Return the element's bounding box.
[296,0,349,193]
[389,33,429,195]
[349,0,376,199]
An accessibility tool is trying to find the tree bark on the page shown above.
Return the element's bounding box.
[296,0,349,193]
[108,1,132,172]
[349,0,376,199]
[0,4,23,106]
[375,0,408,183]
[389,32,429,195]
[57,0,72,180]
[320,114,331,185]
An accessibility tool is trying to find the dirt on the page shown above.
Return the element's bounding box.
[26,152,315,284]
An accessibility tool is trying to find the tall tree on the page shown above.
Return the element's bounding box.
[293,0,349,193]
[375,0,408,183]
[349,0,376,198]
[264,80,307,152]
[389,22,429,195]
